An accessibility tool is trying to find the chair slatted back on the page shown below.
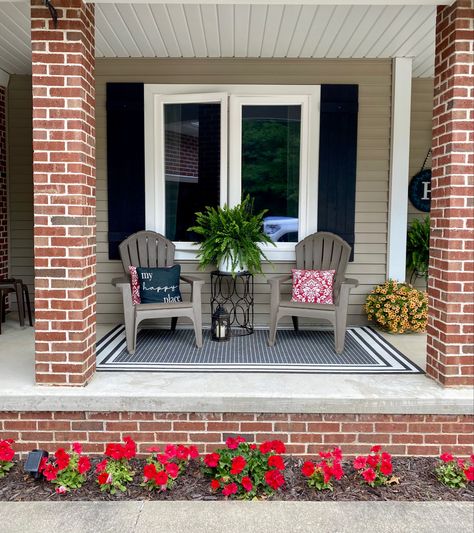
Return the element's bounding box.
[295,232,351,298]
[119,231,175,272]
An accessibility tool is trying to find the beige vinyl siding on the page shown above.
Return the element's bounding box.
[7,75,33,306]
[95,58,392,326]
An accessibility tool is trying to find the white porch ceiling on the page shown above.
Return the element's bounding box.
[0,2,437,78]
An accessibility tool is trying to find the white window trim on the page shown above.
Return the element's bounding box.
[144,84,320,261]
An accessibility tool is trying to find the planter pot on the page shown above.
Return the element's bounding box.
[218,256,246,274]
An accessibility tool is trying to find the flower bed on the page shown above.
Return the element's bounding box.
[0,438,472,502]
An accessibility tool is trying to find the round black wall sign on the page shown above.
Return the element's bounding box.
[409,169,431,212]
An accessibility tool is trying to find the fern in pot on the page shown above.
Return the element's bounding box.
[188,195,275,276]
[407,216,430,283]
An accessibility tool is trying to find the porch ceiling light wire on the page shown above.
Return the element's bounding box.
[43,0,59,29]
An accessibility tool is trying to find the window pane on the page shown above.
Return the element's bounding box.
[241,105,301,243]
[164,103,220,241]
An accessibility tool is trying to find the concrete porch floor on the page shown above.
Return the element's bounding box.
[0,315,472,414]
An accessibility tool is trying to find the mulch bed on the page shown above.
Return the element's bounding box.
[1,457,473,502]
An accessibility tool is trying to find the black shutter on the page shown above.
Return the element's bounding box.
[106,83,145,260]
[318,85,358,261]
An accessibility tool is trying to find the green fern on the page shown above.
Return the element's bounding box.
[188,195,275,276]
[406,216,430,282]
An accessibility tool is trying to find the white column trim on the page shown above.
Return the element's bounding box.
[387,57,412,282]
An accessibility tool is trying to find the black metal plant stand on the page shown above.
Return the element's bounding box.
[210,271,254,336]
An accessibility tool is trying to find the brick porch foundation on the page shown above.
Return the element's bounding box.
[1,412,473,457]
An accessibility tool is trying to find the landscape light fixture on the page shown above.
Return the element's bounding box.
[24,449,49,480]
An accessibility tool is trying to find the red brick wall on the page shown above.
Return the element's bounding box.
[165,131,199,179]
[31,0,96,386]
[0,85,7,280]
[1,412,472,457]
[427,0,474,386]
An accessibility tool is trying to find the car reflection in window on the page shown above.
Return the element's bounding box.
[263,216,298,243]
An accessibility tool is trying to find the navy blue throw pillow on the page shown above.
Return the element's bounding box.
[137,265,182,304]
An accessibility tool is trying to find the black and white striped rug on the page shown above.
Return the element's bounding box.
[96,326,423,374]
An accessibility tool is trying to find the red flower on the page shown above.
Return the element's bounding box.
[188,446,199,459]
[147,446,161,453]
[440,452,454,463]
[301,461,315,478]
[319,451,331,459]
[367,454,379,469]
[155,470,168,486]
[230,455,246,475]
[54,448,70,471]
[332,447,343,461]
[105,443,124,460]
[267,455,285,471]
[323,464,333,484]
[380,460,393,476]
[55,485,67,494]
[143,463,158,481]
[123,436,136,459]
[176,445,189,460]
[259,441,272,454]
[42,463,58,481]
[165,463,179,479]
[0,440,14,462]
[98,471,110,485]
[265,470,285,490]
[370,445,382,453]
[210,479,220,491]
[250,444,257,450]
[332,461,344,480]
[72,442,82,455]
[157,454,169,465]
[362,468,376,483]
[381,452,391,462]
[241,476,253,492]
[353,456,367,470]
[78,456,91,474]
[464,466,474,482]
[222,482,238,496]
[204,452,220,468]
[96,459,108,473]
[271,440,286,454]
[165,444,177,458]
[226,437,240,450]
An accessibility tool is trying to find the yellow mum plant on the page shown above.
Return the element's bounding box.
[364,280,428,334]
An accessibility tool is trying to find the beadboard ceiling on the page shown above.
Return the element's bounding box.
[0,2,437,77]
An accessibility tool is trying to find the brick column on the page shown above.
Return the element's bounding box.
[31,0,96,385]
[0,84,7,280]
[427,0,474,386]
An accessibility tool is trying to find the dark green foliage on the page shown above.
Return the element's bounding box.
[407,216,430,282]
[188,195,275,276]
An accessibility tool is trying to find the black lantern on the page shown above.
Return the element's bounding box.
[211,305,231,342]
[24,449,49,479]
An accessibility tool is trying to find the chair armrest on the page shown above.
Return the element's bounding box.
[267,274,292,287]
[180,275,205,287]
[341,278,359,288]
[112,276,130,288]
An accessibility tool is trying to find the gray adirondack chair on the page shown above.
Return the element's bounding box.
[112,231,204,354]
[268,232,358,353]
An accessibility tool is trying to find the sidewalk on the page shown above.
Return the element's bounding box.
[0,501,473,533]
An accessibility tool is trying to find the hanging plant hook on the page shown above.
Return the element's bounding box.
[43,0,59,28]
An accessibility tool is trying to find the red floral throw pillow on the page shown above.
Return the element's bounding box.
[129,266,141,305]
[291,269,336,304]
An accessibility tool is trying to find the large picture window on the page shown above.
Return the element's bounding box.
[145,85,320,260]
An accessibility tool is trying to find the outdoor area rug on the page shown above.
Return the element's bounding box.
[96,326,423,374]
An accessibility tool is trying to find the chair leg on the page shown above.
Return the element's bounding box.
[192,313,203,348]
[268,309,280,347]
[334,309,348,354]
[22,284,33,327]
[15,282,25,327]
[291,316,299,332]
[171,317,178,331]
